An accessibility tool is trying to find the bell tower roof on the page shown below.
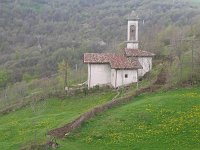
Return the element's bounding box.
[128,11,139,20]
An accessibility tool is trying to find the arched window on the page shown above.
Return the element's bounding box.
[130,25,136,41]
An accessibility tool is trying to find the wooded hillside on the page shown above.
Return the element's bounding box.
[0,0,200,85]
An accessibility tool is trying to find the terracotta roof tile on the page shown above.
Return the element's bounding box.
[124,48,155,57]
[84,53,142,69]
[84,53,112,64]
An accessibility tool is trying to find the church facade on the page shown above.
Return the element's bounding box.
[84,12,155,88]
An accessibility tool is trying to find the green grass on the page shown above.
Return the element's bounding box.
[189,0,200,3]
[0,90,116,150]
[18,0,46,13]
[60,87,200,150]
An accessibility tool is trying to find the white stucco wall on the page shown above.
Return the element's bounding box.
[138,57,152,77]
[111,69,138,88]
[127,43,138,49]
[88,64,111,88]
[111,69,116,88]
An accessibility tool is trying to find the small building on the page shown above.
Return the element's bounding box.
[84,53,142,88]
[83,11,155,89]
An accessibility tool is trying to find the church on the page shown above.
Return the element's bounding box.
[84,11,155,88]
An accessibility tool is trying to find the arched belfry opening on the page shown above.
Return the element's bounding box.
[130,25,136,41]
[127,11,139,49]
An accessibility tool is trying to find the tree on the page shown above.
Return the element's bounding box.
[0,70,9,88]
[57,60,68,90]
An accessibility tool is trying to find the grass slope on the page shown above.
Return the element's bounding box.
[189,0,200,3]
[61,87,200,150]
[0,90,116,150]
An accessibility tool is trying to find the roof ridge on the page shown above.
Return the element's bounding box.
[83,53,142,69]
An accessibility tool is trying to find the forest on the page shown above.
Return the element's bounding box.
[0,0,200,107]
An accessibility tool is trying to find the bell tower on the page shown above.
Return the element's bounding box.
[127,11,139,49]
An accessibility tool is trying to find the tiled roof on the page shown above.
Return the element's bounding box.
[84,53,112,64]
[124,48,155,57]
[84,53,142,69]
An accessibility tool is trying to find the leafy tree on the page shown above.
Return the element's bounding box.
[57,60,68,90]
[22,73,35,83]
[0,70,9,88]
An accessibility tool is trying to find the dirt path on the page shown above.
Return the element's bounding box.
[48,68,167,139]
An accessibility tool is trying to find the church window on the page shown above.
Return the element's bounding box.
[130,25,136,41]
[125,74,128,78]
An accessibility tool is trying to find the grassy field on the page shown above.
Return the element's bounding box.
[185,0,200,4]
[60,87,200,150]
[190,0,200,3]
[0,90,116,150]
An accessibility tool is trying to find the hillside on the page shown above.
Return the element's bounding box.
[1,0,200,84]
[60,87,200,150]
[1,0,200,109]
[0,0,200,149]
[0,90,116,150]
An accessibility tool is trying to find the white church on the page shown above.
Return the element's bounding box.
[84,11,155,88]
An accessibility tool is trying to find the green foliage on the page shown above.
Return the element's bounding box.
[186,0,200,4]
[61,87,200,150]
[22,73,35,83]
[0,76,60,110]
[0,0,200,83]
[0,70,9,88]
[57,60,68,90]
